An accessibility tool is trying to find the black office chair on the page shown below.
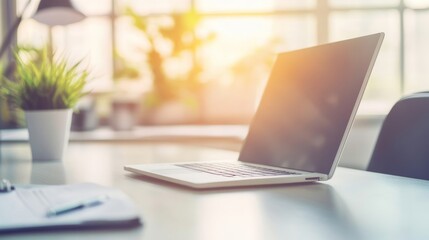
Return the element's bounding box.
[367,92,429,180]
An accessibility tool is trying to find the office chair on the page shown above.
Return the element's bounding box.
[367,92,429,180]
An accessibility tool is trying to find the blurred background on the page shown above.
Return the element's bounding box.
[4,0,428,127]
[2,0,429,169]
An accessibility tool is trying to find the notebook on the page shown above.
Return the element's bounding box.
[0,183,141,233]
[125,33,384,189]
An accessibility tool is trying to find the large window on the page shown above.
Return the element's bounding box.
[5,0,429,127]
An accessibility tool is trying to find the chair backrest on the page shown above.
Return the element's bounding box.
[367,92,429,180]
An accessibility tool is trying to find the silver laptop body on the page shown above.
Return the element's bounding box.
[125,33,384,189]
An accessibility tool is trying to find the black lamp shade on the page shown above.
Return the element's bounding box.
[33,0,85,26]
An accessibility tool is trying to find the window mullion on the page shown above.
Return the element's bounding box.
[317,0,329,44]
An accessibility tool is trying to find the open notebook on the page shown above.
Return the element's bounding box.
[0,183,141,233]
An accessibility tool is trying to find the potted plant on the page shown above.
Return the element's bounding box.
[3,49,89,161]
[116,8,215,125]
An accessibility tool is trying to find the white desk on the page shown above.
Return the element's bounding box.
[1,142,429,240]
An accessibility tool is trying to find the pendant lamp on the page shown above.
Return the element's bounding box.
[33,0,85,26]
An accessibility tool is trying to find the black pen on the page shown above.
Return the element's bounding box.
[46,195,109,217]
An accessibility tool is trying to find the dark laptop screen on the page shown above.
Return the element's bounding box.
[238,34,383,174]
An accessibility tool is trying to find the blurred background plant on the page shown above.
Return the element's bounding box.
[200,38,282,123]
[229,38,281,86]
[116,7,215,111]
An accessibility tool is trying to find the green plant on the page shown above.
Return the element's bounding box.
[121,8,215,108]
[3,49,89,110]
[0,62,5,96]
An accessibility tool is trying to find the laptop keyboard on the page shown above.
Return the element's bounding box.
[176,162,300,178]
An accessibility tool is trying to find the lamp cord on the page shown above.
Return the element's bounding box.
[0,0,32,60]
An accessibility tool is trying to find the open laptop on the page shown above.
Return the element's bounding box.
[125,33,384,189]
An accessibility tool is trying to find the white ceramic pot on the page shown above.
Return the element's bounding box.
[25,109,72,161]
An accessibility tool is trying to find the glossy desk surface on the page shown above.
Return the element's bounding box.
[1,142,429,240]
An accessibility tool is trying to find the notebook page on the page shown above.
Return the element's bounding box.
[0,183,139,231]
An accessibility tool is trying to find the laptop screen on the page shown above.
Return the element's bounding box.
[238,33,383,175]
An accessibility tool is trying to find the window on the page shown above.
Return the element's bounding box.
[3,0,428,128]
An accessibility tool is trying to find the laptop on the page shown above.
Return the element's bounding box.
[125,33,384,189]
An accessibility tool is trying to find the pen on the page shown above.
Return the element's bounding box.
[46,194,109,217]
